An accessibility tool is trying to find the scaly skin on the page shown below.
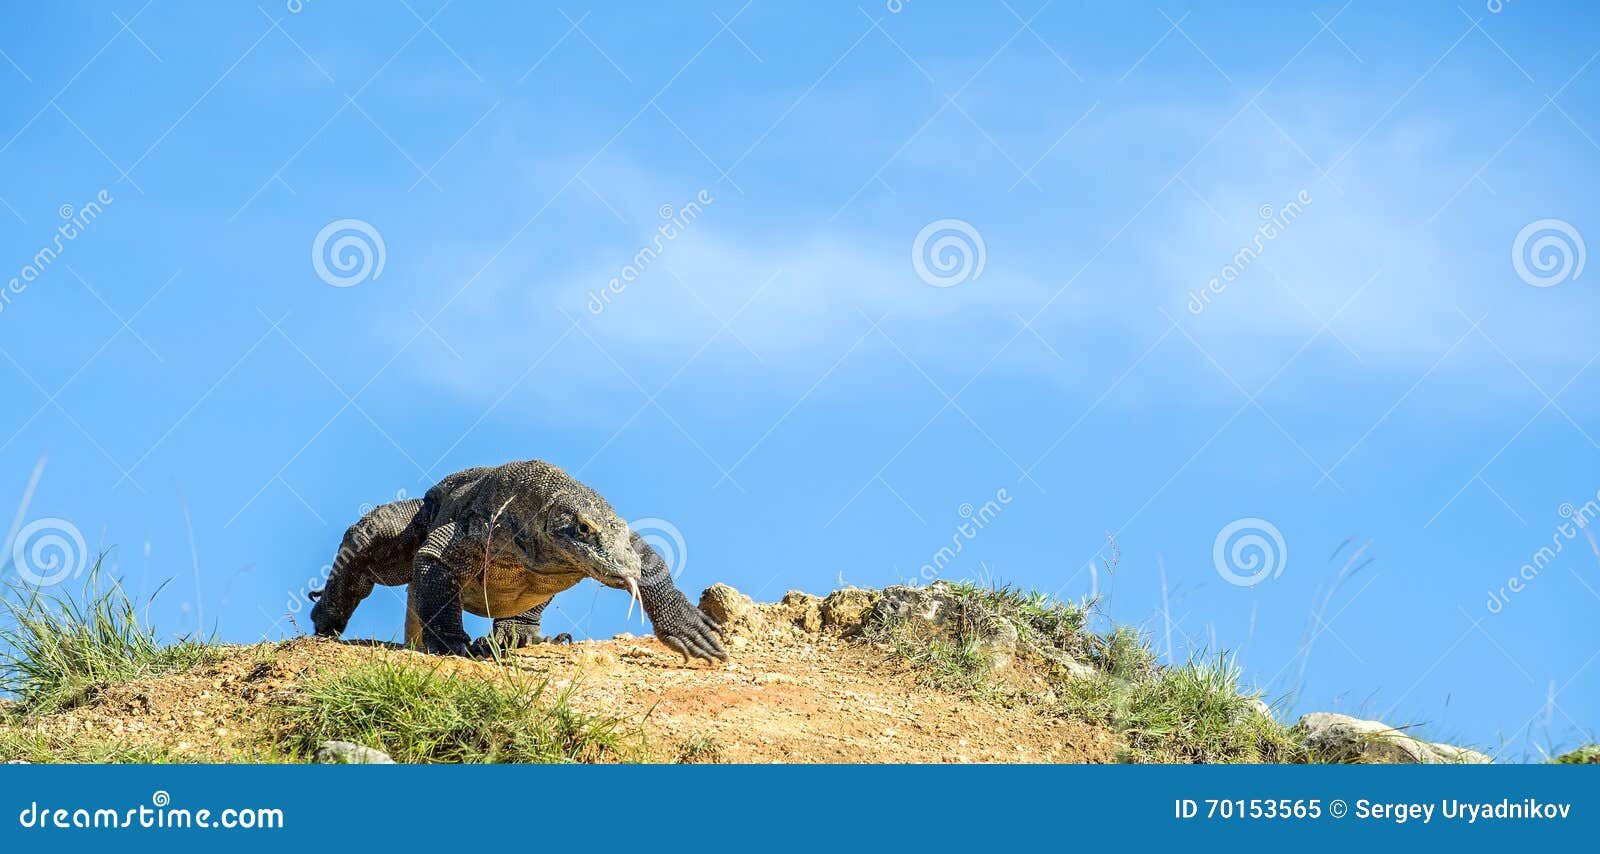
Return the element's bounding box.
[309,460,726,663]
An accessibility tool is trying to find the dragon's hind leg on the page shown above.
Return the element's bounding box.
[311,498,426,637]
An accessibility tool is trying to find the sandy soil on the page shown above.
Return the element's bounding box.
[0,601,1118,764]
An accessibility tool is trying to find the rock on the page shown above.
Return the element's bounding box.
[777,591,823,633]
[752,672,797,685]
[699,584,757,634]
[575,648,621,669]
[874,584,951,627]
[872,582,1021,670]
[973,614,1019,670]
[819,588,881,633]
[1235,700,1273,726]
[5,760,30,765]
[313,741,396,765]
[1428,742,1493,764]
[1293,712,1490,764]
[1059,657,1098,681]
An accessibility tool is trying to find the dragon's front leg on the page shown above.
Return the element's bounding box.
[469,600,574,657]
[632,533,726,664]
[409,524,472,656]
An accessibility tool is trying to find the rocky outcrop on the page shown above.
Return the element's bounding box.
[698,584,757,633]
[773,590,823,633]
[819,588,880,633]
[1292,712,1490,764]
[691,582,1497,766]
[873,583,1021,669]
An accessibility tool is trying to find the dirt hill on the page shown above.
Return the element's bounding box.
[3,580,1581,764]
[1,586,1118,763]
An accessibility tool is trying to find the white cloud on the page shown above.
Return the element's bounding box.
[393,90,1599,420]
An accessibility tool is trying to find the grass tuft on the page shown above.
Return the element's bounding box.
[0,559,216,713]
[0,729,192,764]
[280,658,646,764]
[946,581,1090,653]
[873,580,1301,763]
[877,617,1007,701]
[1553,744,1600,764]
[675,732,726,764]
[1103,655,1297,763]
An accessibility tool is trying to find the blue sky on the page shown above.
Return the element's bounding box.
[2,1,1598,758]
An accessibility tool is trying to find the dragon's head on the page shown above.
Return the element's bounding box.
[534,473,644,598]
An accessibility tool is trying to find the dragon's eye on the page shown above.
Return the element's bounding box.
[565,518,598,542]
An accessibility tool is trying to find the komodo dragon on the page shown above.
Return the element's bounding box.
[308,460,726,663]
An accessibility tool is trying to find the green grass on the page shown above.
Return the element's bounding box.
[1087,656,1297,763]
[1086,625,1158,681]
[280,658,646,764]
[0,561,217,713]
[875,582,1096,701]
[873,581,1299,763]
[0,726,299,764]
[946,581,1089,651]
[0,729,192,764]
[674,732,727,764]
[877,618,1008,701]
[1553,744,1600,764]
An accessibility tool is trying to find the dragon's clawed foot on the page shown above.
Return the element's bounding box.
[465,627,574,659]
[656,606,727,665]
[421,636,472,657]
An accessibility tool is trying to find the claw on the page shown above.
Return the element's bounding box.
[625,576,645,627]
